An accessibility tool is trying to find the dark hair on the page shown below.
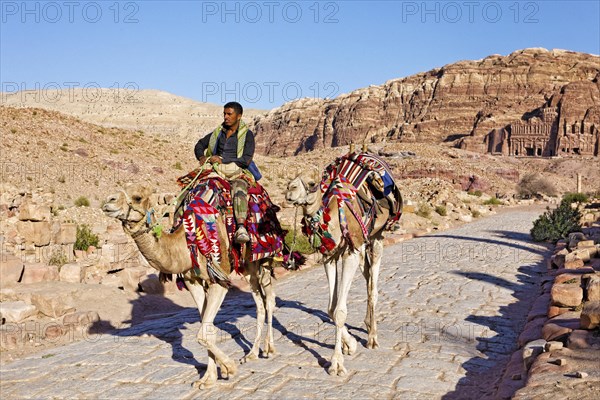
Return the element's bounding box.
[224,101,243,115]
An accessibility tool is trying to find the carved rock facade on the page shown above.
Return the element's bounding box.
[251,49,600,157]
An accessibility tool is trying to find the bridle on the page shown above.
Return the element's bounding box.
[119,189,160,238]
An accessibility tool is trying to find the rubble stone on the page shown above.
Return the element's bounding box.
[0,301,37,323]
[580,300,600,329]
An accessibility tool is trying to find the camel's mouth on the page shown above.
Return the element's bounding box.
[102,203,123,219]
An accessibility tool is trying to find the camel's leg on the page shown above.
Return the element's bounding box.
[241,262,265,363]
[260,263,277,358]
[192,283,237,389]
[324,260,338,318]
[328,249,360,377]
[364,239,382,349]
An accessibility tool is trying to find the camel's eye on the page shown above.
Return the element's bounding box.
[132,195,142,203]
[307,181,317,190]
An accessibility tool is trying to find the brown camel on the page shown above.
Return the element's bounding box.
[102,183,278,389]
[285,168,400,376]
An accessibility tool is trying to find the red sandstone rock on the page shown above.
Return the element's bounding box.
[567,329,600,349]
[580,301,600,329]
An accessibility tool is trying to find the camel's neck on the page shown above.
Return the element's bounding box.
[128,223,190,275]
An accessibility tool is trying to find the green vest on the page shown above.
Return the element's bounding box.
[206,121,248,158]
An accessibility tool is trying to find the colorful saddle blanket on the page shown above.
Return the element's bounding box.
[176,168,284,285]
[322,152,403,230]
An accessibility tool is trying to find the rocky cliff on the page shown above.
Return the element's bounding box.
[252,48,600,156]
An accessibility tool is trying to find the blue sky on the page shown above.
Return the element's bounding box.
[1,0,599,109]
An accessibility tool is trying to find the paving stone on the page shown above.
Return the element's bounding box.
[0,210,549,399]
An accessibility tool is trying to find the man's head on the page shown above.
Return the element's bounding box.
[223,101,243,129]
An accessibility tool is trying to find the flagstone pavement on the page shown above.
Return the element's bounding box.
[0,209,548,399]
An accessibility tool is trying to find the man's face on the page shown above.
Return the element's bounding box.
[223,108,242,128]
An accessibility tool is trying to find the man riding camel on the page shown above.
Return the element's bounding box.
[194,102,260,244]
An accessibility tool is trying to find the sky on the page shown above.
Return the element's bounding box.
[1,0,599,110]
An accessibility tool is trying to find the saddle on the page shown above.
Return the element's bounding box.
[174,168,285,286]
[322,152,403,232]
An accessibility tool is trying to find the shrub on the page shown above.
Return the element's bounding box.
[483,197,503,206]
[48,249,68,267]
[174,161,183,170]
[283,226,314,255]
[471,210,481,218]
[468,190,483,197]
[518,173,557,198]
[416,203,432,218]
[530,202,582,242]
[562,192,589,205]
[74,196,90,207]
[74,224,99,251]
[435,205,447,216]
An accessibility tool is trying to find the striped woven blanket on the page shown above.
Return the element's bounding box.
[322,152,402,231]
[177,171,284,286]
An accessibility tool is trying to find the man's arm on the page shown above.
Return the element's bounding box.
[222,130,255,169]
[194,132,213,161]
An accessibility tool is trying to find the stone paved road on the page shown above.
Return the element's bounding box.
[0,209,549,399]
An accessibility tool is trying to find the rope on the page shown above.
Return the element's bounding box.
[288,206,299,269]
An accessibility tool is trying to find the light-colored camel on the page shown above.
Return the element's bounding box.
[102,183,277,389]
[286,170,394,376]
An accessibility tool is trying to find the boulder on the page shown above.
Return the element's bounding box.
[53,223,77,244]
[550,279,583,308]
[16,221,51,246]
[18,202,51,222]
[542,311,581,341]
[138,274,164,294]
[563,258,584,269]
[568,232,586,249]
[119,267,148,292]
[0,301,37,323]
[63,311,100,326]
[0,255,24,287]
[584,274,600,301]
[548,306,571,318]
[30,293,76,318]
[59,263,84,283]
[20,263,52,284]
[580,301,600,329]
[567,329,600,349]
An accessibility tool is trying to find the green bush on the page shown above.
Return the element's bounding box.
[283,226,315,255]
[530,202,582,242]
[74,196,90,207]
[471,210,481,218]
[468,190,483,197]
[174,161,183,170]
[435,205,447,216]
[48,249,68,267]
[74,224,99,251]
[562,192,589,205]
[416,203,432,218]
[483,197,503,206]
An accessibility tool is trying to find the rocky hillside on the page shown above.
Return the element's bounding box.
[1,89,266,142]
[251,48,600,156]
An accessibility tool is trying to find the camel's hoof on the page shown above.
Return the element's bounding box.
[240,351,258,364]
[367,337,379,349]
[219,361,237,379]
[342,336,358,355]
[263,343,277,358]
[192,377,216,390]
[326,359,347,376]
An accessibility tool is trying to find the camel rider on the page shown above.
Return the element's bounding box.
[194,102,261,244]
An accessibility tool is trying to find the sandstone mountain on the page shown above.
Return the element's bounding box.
[1,89,265,142]
[251,48,600,156]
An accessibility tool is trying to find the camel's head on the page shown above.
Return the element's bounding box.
[102,183,155,225]
[286,170,321,206]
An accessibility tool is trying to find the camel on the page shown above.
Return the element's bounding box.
[285,165,401,376]
[102,182,278,389]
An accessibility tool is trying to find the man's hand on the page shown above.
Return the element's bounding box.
[208,155,222,164]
